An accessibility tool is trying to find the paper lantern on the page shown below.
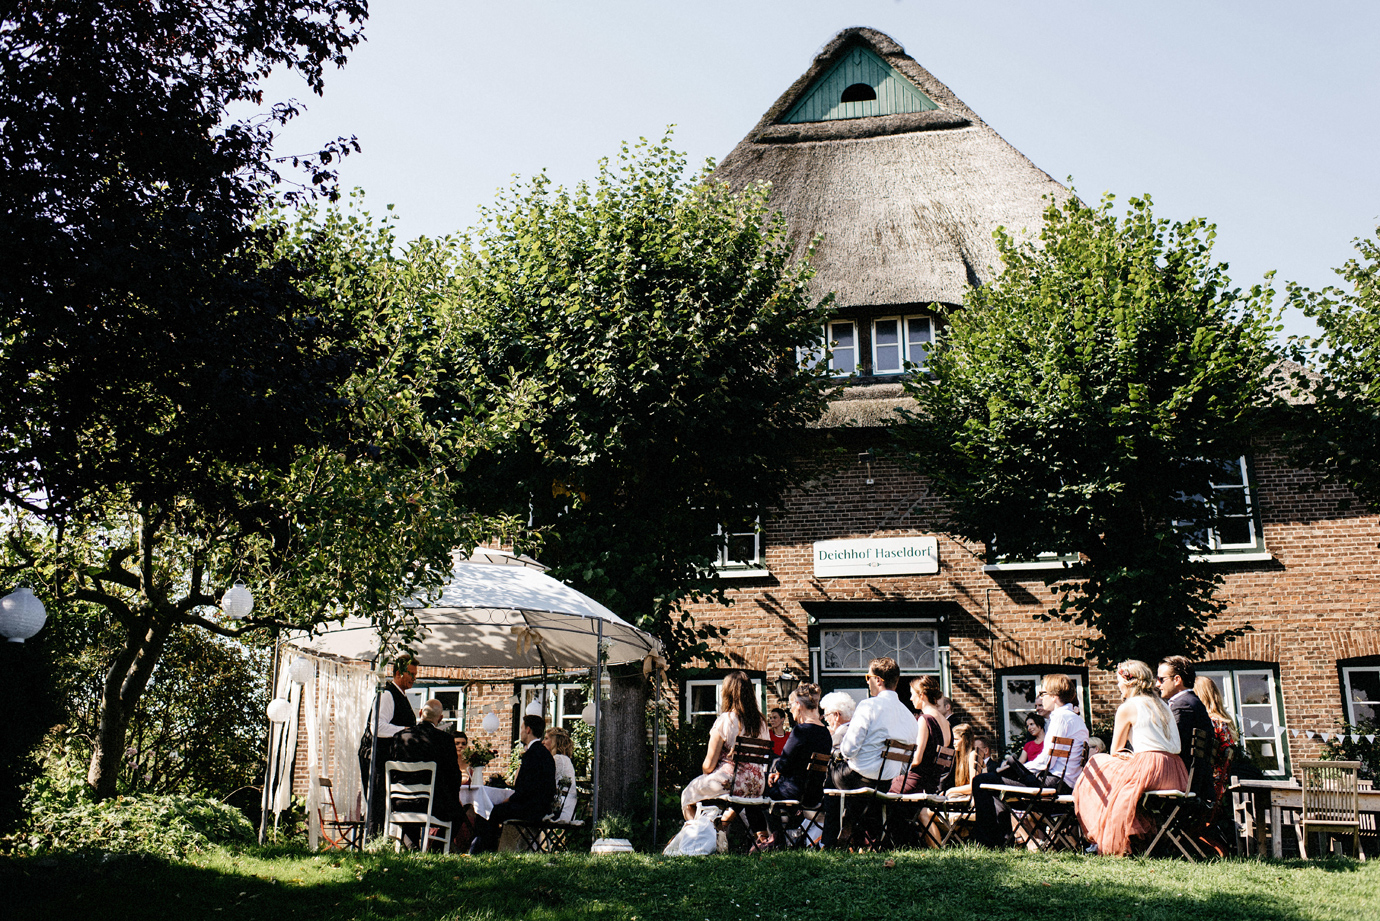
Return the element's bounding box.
[220,580,254,620]
[287,656,314,685]
[580,700,598,724]
[481,710,500,732]
[0,586,47,643]
[266,698,294,723]
[525,698,545,717]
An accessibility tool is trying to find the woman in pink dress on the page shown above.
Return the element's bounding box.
[1074,659,1188,856]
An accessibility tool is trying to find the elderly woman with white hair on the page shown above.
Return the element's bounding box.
[820,691,857,753]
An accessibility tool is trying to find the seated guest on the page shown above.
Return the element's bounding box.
[454,731,473,786]
[1195,674,1238,835]
[749,683,832,850]
[1018,712,1047,764]
[390,699,463,847]
[890,675,953,795]
[1088,736,1107,756]
[543,727,579,823]
[1074,660,1186,856]
[1158,656,1215,805]
[681,670,770,820]
[971,673,1088,848]
[768,707,791,757]
[469,714,557,853]
[821,691,857,752]
[973,735,997,776]
[822,657,917,847]
[944,723,977,796]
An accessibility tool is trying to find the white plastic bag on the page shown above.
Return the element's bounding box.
[663,806,721,856]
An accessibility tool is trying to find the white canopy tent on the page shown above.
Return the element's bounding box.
[280,557,664,845]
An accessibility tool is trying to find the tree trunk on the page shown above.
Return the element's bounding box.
[87,614,174,800]
[598,665,650,822]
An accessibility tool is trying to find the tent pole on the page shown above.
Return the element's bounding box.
[361,638,388,846]
[592,618,603,833]
[257,637,282,844]
[651,669,660,848]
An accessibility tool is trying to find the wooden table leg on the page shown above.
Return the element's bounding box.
[1253,790,1268,857]
[1271,799,1284,859]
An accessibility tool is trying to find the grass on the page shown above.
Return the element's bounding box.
[2,845,1377,921]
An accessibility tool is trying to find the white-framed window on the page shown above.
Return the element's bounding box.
[818,624,944,701]
[520,681,589,732]
[1178,456,1267,558]
[871,315,934,374]
[408,684,467,733]
[997,672,1088,752]
[1202,667,1288,777]
[714,517,765,572]
[1341,665,1380,725]
[683,676,766,726]
[799,320,858,376]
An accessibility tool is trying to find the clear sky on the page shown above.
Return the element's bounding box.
[262,1,1380,340]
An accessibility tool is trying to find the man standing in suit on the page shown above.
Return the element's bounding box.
[360,656,419,834]
[1158,655,1215,802]
[470,714,557,853]
[391,699,464,843]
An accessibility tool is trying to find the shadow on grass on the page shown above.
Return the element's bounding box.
[3,846,1375,921]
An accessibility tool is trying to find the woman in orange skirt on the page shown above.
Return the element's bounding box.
[1074,660,1188,856]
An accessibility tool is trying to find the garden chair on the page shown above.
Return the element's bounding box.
[1295,760,1361,858]
[504,778,588,853]
[383,760,452,854]
[706,735,777,852]
[985,736,1079,850]
[878,744,956,848]
[824,738,916,850]
[1139,728,1213,859]
[316,777,363,851]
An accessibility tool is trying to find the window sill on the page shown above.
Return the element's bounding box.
[713,566,772,580]
[1188,550,1274,563]
[982,560,1078,573]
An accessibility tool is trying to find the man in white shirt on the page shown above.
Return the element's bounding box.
[822,656,917,847]
[972,673,1089,848]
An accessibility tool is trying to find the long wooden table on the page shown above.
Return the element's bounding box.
[1231,778,1379,858]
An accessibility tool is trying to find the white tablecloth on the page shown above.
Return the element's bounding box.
[459,784,514,820]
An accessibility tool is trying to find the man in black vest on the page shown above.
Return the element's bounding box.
[1157,655,1215,804]
[359,655,419,833]
[469,714,557,853]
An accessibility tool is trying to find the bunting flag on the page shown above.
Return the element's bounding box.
[1305,730,1316,740]
[1289,728,1298,737]
[1318,732,1331,742]
[1368,734,1377,743]
[1352,734,1362,744]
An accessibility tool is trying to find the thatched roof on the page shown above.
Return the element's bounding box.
[714,27,1070,309]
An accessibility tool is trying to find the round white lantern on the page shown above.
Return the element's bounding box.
[287,655,314,685]
[580,700,598,724]
[525,697,544,717]
[0,586,47,643]
[266,697,294,723]
[220,580,254,620]
[481,710,500,732]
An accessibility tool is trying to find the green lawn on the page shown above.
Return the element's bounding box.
[3,846,1377,921]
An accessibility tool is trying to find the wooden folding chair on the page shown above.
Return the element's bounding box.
[824,738,916,850]
[879,744,956,848]
[383,760,453,854]
[506,780,588,853]
[986,736,1078,850]
[1296,760,1362,858]
[707,736,777,852]
[1140,728,1212,859]
[317,777,363,851]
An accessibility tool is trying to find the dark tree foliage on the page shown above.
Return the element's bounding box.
[0,635,61,836]
[0,0,368,519]
[898,194,1281,668]
[452,138,832,673]
[1285,228,1380,511]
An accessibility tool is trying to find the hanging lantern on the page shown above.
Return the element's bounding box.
[481,709,500,732]
[580,700,598,724]
[774,669,800,701]
[525,697,545,717]
[220,580,254,620]
[287,656,314,685]
[266,698,294,723]
[0,586,47,643]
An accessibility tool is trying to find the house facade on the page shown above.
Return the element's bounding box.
[676,28,1380,777]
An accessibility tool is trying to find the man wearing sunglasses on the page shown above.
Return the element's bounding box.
[1157,656,1215,804]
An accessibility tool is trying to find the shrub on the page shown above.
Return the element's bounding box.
[1321,720,1379,780]
[11,793,256,858]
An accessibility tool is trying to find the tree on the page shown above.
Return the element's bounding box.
[1285,228,1380,510]
[898,194,1281,668]
[450,136,833,672]
[0,2,372,521]
[2,199,531,800]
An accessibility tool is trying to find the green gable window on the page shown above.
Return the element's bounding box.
[783,45,938,123]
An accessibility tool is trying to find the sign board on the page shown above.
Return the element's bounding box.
[812,536,940,578]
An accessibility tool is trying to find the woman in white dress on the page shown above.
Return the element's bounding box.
[542,727,578,822]
[680,670,769,820]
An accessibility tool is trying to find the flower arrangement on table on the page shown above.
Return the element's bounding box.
[460,741,498,768]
